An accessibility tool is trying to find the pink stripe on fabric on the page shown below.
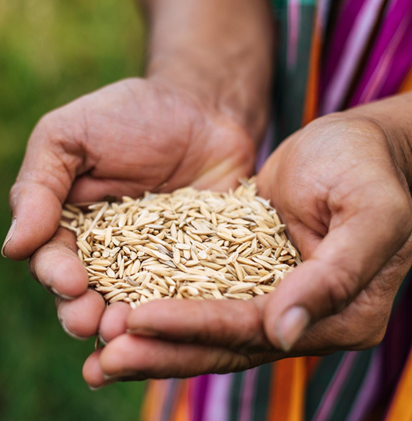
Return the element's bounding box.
[347,349,382,421]
[321,0,367,96]
[256,119,275,171]
[287,0,300,68]
[321,0,385,114]
[204,374,233,421]
[239,368,259,421]
[318,0,334,33]
[349,0,412,105]
[313,352,359,421]
[356,13,408,104]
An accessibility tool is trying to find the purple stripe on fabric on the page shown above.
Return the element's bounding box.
[239,368,259,421]
[318,0,334,34]
[191,375,210,421]
[355,13,409,103]
[379,12,412,97]
[321,0,385,114]
[350,0,412,105]
[287,0,300,68]
[161,379,179,421]
[347,347,383,421]
[256,120,275,171]
[321,0,367,95]
[204,374,234,421]
[313,352,359,421]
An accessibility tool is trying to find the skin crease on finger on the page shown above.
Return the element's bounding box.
[57,290,105,339]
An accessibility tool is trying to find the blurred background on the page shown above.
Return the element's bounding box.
[0,1,147,419]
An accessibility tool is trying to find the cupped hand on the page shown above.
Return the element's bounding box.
[82,114,412,389]
[3,78,255,339]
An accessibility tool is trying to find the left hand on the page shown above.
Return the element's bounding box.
[82,112,412,389]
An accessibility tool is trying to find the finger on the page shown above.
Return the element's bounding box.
[3,111,85,260]
[127,296,270,351]
[99,302,131,344]
[83,334,257,388]
[29,227,88,299]
[296,234,412,353]
[82,349,106,390]
[57,289,105,339]
[263,177,412,352]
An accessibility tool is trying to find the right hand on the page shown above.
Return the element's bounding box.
[3,77,256,339]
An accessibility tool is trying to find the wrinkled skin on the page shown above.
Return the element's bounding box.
[3,77,255,341]
[5,79,412,389]
[79,115,412,389]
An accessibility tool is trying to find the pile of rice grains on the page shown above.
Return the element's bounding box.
[60,179,300,309]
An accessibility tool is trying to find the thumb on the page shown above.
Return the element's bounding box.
[2,112,84,260]
[263,180,412,352]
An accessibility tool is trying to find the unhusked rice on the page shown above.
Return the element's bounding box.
[60,178,300,308]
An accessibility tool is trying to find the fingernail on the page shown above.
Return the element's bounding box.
[276,306,310,352]
[1,217,16,258]
[58,316,88,341]
[103,371,136,382]
[51,287,75,301]
[98,333,108,346]
[88,385,103,391]
[127,327,159,337]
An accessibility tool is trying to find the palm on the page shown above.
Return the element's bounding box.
[257,117,412,350]
[60,78,255,203]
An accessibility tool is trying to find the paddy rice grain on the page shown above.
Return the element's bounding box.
[60,178,300,308]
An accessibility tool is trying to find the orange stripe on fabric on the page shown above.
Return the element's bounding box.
[385,348,412,421]
[302,14,322,125]
[171,379,191,421]
[267,358,307,421]
[141,380,166,421]
[399,68,412,93]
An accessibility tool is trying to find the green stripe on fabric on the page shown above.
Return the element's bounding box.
[229,372,244,421]
[273,4,316,145]
[251,364,273,421]
[305,351,346,420]
[328,350,374,421]
[394,268,411,308]
[272,0,316,8]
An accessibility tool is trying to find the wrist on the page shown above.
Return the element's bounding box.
[147,52,271,143]
[143,0,274,143]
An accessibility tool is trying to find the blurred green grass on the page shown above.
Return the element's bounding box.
[0,1,147,419]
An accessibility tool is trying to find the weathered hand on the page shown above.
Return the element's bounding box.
[82,114,412,388]
[3,77,255,338]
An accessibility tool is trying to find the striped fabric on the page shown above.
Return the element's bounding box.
[141,0,412,420]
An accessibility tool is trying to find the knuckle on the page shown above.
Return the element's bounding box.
[393,193,412,235]
[36,108,83,152]
[9,182,21,209]
[35,111,64,140]
[351,327,386,350]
